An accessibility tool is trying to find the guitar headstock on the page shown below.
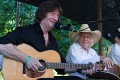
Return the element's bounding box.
[95,61,105,71]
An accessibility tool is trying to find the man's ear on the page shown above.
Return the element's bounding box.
[115,36,119,42]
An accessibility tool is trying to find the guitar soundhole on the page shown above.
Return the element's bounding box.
[25,60,46,78]
[38,60,46,71]
[26,69,45,78]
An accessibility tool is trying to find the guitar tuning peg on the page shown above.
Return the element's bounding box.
[96,61,103,64]
[100,61,103,63]
[96,61,100,64]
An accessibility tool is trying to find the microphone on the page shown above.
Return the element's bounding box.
[54,22,77,32]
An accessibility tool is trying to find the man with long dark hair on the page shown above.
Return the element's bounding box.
[0,0,67,80]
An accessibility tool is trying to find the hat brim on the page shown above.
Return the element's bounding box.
[91,30,101,45]
[69,30,101,46]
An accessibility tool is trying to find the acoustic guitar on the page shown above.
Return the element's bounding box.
[2,43,93,80]
[2,44,120,80]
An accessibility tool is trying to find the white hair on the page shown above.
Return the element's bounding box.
[74,34,80,43]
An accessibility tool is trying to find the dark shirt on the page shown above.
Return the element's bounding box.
[0,23,65,74]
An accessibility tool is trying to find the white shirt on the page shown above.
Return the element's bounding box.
[108,43,120,66]
[66,42,100,79]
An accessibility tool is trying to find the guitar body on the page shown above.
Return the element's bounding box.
[2,44,61,80]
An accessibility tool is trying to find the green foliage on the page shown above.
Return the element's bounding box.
[52,29,70,57]
[0,0,114,79]
[92,37,112,56]
[0,71,3,80]
[18,2,37,25]
[0,0,37,36]
[0,0,16,36]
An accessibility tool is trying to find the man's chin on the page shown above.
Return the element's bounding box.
[48,27,53,31]
[82,45,90,49]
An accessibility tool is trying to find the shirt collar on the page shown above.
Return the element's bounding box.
[33,23,52,36]
[76,42,91,52]
[33,23,43,33]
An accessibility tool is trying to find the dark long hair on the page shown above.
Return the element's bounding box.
[34,0,63,23]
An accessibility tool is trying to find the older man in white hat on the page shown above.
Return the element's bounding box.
[65,24,113,80]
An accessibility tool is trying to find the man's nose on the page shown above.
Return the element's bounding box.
[54,15,59,21]
[83,37,88,40]
[83,37,86,40]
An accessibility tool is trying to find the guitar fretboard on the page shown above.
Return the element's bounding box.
[46,62,93,69]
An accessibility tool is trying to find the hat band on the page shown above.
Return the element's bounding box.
[79,27,90,32]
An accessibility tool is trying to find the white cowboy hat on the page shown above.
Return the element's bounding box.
[69,24,101,46]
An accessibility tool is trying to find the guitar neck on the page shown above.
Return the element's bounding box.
[46,62,93,69]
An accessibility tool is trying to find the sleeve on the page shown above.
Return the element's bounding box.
[108,45,115,59]
[66,43,78,63]
[89,48,100,63]
[92,50,100,63]
[0,27,24,45]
